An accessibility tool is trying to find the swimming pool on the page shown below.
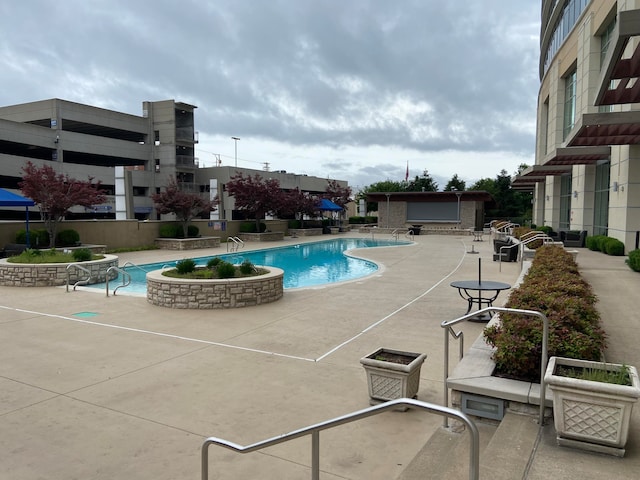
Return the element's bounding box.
[92,237,410,293]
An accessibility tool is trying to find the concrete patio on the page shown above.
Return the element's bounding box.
[0,232,638,479]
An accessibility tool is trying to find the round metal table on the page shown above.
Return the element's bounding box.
[450,280,511,321]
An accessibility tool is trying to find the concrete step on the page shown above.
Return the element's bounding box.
[397,413,540,479]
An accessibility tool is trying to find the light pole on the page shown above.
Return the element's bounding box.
[385,193,391,228]
[231,136,240,167]
[454,191,462,229]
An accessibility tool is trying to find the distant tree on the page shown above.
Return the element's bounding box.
[443,174,466,192]
[324,179,352,209]
[406,169,438,192]
[358,180,404,212]
[151,177,217,237]
[470,169,531,221]
[225,172,284,231]
[19,161,106,248]
[276,188,319,228]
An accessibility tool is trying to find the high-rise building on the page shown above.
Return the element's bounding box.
[514,0,640,251]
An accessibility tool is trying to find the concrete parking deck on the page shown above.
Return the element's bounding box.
[1,232,638,479]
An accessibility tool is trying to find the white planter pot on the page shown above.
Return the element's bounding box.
[544,356,640,456]
[360,348,427,405]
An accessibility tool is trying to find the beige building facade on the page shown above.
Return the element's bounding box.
[0,98,348,223]
[514,0,640,252]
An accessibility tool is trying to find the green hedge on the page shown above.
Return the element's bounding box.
[15,229,49,247]
[56,229,80,247]
[239,222,266,233]
[348,216,377,224]
[627,249,640,272]
[484,245,605,382]
[585,235,624,256]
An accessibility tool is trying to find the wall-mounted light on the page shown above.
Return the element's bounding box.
[613,181,619,192]
[573,191,578,198]
[546,195,550,201]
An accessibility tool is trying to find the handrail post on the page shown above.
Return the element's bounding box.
[311,430,320,480]
[441,307,549,427]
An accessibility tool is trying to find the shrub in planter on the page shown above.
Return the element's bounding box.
[288,219,301,229]
[239,259,255,275]
[187,225,199,237]
[15,228,49,247]
[207,257,222,268]
[56,229,80,247]
[159,224,182,238]
[626,249,640,272]
[535,225,553,236]
[484,245,606,382]
[175,258,196,274]
[72,248,92,262]
[603,237,624,256]
[239,222,266,233]
[216,261,236,279]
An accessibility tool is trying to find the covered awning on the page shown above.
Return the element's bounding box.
[366,191,494,203]
[511,164,572,187]
[595,9,640,106]
[318,198,343,211]
[566,111,640,147]
[0,188,35,247]
[542,145,611,165]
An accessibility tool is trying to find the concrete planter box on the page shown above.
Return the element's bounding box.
[154,237,220,250]
[360,348,427,405]
[146,266,284,309]
[544,356,640,456]
[0,255,119,287]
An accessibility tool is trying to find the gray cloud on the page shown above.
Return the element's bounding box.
[0,0,540,188]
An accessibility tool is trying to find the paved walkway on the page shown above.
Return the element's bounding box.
[1,233,638,479]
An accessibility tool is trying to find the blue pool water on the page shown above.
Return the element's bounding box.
[93,238,410,293]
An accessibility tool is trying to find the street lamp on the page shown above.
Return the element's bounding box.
[385,193,391,228]
[454,190,463,229]
[231,136,240,167]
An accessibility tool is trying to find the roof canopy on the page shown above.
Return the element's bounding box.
[0,188,34,207]
[318,198,343,211]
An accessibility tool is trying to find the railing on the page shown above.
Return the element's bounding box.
[66,263,91,292]
[202,398,480,480]
[390,228,414,241]
[441,307,549,428]
[518,234,554,267]
[105,266,131,296]
[226,236,245,252]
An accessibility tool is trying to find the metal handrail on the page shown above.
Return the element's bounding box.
[202,398,480,480]
[518,234,554,268]
[106,266,131,296]
[122,261,151,273]
[227,236,244,252]
[65,263,91,292]
[441,307,549,427]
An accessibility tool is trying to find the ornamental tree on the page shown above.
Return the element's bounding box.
[151,177,217,237]
[276,188,320,228]
[225,173,284,231]
[19,161,106,247]
[324,179,352,209]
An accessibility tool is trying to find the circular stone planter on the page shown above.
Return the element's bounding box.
[0,255,119,287]
[146,266,284,309]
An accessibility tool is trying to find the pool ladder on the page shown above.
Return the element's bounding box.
[227,236,245,252]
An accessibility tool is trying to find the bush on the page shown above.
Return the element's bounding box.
[15,229,49,247]
[535,225,553,235]
[239,222,266,233]
[484,245,606,382]
[56,229,80,247]
[72,248,92,262]
[216,261,236,279]
[239,259,255,275]
[175,258,196,274]
[187,225,199,237]
[288,219,301,229]
[159,224,182,238]
[627,249,640,272]
[207,257,222,268]
[585,235,605,251]
[603,237,625,256]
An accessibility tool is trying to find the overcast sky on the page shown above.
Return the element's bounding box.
[1,0,540,192]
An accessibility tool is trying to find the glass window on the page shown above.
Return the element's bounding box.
[593,161,610,236]
[563,70,577,140]
[559,174,572,230]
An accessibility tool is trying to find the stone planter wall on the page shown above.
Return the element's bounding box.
[289,228,323,237]
[146,266,284,309]
[237,232,284,242]
[154,237,221,250]
[0,255,119,287]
